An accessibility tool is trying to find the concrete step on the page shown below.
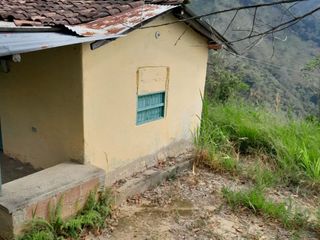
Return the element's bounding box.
[0,162,105,240]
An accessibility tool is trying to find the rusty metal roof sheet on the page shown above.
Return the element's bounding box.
[0,31,121,57]
[66,4,176,37]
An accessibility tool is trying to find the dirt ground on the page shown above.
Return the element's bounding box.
[89,168,319,240]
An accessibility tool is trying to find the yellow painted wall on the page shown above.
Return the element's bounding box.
[82,14,208,173]
[0,45,84,168]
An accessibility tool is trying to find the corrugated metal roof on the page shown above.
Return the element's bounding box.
[0,32,121,57]
[66,4,176,37]
[0,21,57,32]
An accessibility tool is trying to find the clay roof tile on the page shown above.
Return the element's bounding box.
[0,0,184,26]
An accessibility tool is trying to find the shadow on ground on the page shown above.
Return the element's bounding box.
[1,153,38,184]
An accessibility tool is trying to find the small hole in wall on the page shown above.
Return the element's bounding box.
[31,127,37,133]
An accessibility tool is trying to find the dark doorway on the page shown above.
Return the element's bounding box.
[0,121,38,184]
[0,121,2,152]
[1,156,38,183]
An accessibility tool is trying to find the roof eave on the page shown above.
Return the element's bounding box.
[174,6,238,54]
[0,21,60,33]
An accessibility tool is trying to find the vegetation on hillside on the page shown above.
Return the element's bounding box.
[195,98,320,237]
[189,0,320,117]
[196,100,320,185]
[195,49,320,237]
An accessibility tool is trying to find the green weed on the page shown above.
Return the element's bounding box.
[18,218,55,240]
[273,121,320,183]
[48,196,64,234]
[61,217,83,239]
[195,98,238,173]
[298,143,320,180]
[247,163,279,188]
[222,187,310,230]
[18,189,113,240]
[19,230,55,240]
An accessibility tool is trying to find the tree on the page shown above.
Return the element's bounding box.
[206,54,248,102]
[304,56,320,73]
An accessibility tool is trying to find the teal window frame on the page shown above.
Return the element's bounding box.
[136,91,166,125]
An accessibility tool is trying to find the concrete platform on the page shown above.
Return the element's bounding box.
[0,162,105,240]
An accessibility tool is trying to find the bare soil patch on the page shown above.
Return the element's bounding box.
[88,167,319,240]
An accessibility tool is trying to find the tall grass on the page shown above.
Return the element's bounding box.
[195,99,320,184]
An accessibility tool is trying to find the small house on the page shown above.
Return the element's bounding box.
[0,0,233,238]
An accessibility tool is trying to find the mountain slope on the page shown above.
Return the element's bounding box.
[188,0,320,116]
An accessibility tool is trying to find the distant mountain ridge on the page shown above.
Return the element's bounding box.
[188,0,320,116]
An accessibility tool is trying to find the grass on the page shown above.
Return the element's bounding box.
[18,189,113,240]
[246,163,279,188]
[222,187,310,230]
[195,99,320,187]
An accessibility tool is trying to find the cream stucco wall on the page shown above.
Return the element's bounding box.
[82,14,208,173]
[0,45,84,168]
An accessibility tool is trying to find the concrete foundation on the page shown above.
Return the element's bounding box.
[104,140,194,186]
[113,151,194,206]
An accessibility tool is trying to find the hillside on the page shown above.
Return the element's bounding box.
[188,0,320,117]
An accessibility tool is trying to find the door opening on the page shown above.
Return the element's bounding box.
[0,119,2,195]
[0,121,3,152]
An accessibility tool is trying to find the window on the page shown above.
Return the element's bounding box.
[137,92,166,125]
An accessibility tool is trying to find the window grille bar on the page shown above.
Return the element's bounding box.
[137,92,166,125]
[137,103,165,112]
